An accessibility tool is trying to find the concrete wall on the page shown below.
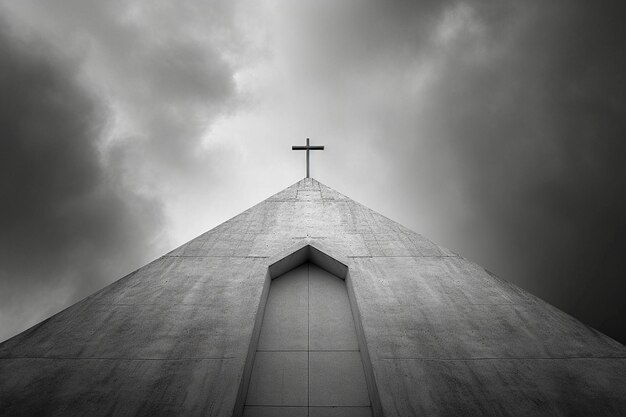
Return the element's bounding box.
[1,178,625,416]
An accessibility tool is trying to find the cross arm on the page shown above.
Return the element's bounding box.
[292,146,325,150]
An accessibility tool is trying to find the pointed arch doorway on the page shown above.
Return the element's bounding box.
[243,262,372,416]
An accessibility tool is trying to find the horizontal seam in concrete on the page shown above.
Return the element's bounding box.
[380,356,626,361]
[90,303,243,306]
[164,255,270,258]
[245,405,370,408]
[347,255,459,258]
[465,303,518,305]
[0,356,236,361]
[256,349,359,352]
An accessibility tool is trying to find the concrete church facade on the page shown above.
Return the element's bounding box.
[1,178,625,416]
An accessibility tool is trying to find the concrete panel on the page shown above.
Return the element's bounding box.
[309,351,370,406]
[257,264,308,351]
[319,184,349,200]
[376,357,626,417]
[0,300,255,360]
[246,351,308,406]
[348,257,624,360]
[0,357,238,417]
[324,233,370,257]
[349,256,522,307]
[365,302,625,359]
[309,265,359,350]
[297,190,322,200]
[72,256,267,311]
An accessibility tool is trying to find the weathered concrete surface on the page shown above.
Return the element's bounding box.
[1,178,625,416]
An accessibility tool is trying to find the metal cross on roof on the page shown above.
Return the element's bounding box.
[292,138,324,178]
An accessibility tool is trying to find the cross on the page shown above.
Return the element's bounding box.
[292,138,324,178]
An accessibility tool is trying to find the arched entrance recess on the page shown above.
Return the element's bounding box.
[235,244,380,417]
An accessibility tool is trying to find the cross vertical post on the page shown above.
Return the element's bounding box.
[292,138,324,178]
[306,138,310,178]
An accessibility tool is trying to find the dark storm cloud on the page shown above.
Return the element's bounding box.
[105,34,237,175]
[284,0,626,342]
[0,23,164,341]
[0,0,242,342]
[431,0,626,343]
[6,0,239,172]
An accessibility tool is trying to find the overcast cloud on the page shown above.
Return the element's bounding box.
[1,0,625,344]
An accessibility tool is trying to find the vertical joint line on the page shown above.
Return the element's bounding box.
[307,263,310,415]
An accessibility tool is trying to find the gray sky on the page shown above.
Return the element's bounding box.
[1,0,625,344]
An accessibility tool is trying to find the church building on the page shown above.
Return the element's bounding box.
[1,142,625,416]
